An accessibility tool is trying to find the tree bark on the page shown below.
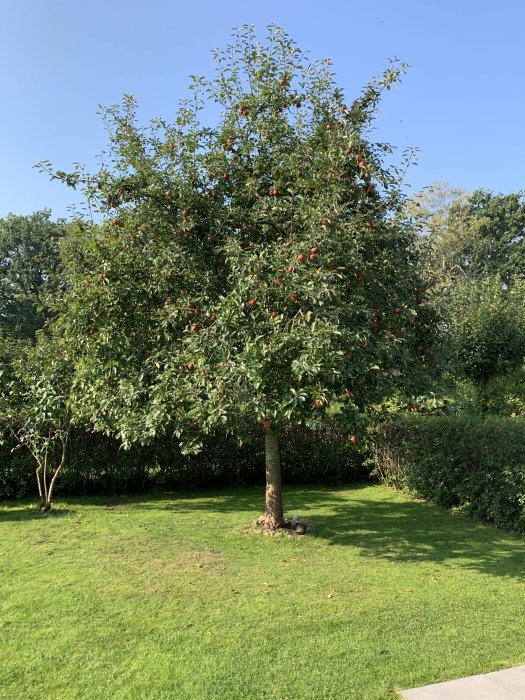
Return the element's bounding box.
[264,427,284,529]
[479,372,489,417]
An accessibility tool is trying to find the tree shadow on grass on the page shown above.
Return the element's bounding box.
[2,485,523,579]
[311,491,525,580]
[139,484,525,580]
[0,505,77,522]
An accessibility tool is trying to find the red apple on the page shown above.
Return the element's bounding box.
[187,363,195,371]
[394,307,401,315]
[314,398,323,408]
[296,253,306,263]
[271,311,278,319]
[286,265,295,274]
[309,254,316,262]
[346,390,353,399]
[310,247,319,254]
[248,299,256,307]
[356,271,365,280]
[279,76,287,86]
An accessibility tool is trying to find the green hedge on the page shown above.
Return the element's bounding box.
[373,415,525,532]
[0,421,367,499]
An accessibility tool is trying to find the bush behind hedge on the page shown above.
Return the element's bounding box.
[0,421,367,499]
[373,415,525,532]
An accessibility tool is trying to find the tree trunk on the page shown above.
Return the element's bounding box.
[479,372,489,417]
[264,427,284,529]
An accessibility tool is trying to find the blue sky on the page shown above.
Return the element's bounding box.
[1,0,524,219]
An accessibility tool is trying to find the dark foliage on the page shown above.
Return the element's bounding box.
[373,414,525,532]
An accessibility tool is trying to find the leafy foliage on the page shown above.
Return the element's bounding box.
[445,275,525,387]
[457,189,525,285]
[0,210,66,340]
[0,333,72,510]
[409,183,525,293]
[373,414,525,532]
[44,27,433,447]
[0,422,367,499]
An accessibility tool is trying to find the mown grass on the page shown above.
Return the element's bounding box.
[1,484,524,699]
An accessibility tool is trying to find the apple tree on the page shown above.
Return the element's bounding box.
[42,26,436,528]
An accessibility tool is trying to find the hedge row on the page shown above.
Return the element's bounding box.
[373,415,525,532]
[0,422,367,499]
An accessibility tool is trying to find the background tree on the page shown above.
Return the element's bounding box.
[0,332,72,512]
[445,275,525,413]
[457,189,525,285]
[43,25,436,528]
[409,184,525,293]
[0,210,66,340]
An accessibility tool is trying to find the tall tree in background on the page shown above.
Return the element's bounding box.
[409,184,525,413]
[446,276,525,413]
[0,210,66,340]
[409,183,525,293]
[42,26,436,528]
[458,189,525,285]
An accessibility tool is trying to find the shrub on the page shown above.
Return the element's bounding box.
[373,415,525,531]
[0,421,367,500]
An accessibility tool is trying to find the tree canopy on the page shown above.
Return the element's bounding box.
[409,183,525,293]
[41,26,436,526]
[0,210,66,340]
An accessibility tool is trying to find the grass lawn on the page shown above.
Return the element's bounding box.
[1,484,524,700]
